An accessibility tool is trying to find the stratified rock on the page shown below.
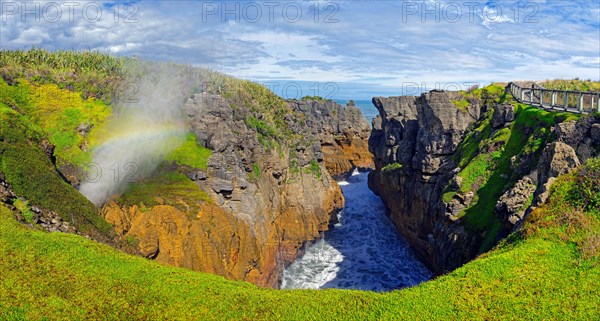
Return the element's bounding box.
[105,92,344,288]
[492,104,515,129]
[368,90,480,272]
[535,142,581,205]
[495,177,536,228]
[555,115,600,163]
[288,99,373,178]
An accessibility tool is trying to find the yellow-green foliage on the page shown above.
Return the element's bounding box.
[382,162,403,173]
[451,83,508,109]
[0,78,111,168]
[0,104,113,236]
[1,171,599,320]
[26,80,111,167]
[0,48,130,102]
[118,171,211,215]
[540,79,600,92]
[165,133,212,170]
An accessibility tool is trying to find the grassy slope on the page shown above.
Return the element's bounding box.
[1,164,599,320]
[0,103,114,236]
[445,84,581,251]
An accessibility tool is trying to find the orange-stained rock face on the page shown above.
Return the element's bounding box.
[287,99,374,178]
[102,171,343,288]
[323,136,374,178]
[99,93,361,288]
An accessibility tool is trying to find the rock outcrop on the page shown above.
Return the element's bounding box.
[369,87,600,274]
[288,99,373,178]
[368,91,480,271]
[103,92,344,288]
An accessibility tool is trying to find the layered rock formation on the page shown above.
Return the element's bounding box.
[103,92,345,287]
[368,91,481,270]
[288,99,373,178]
[369,87,600,274]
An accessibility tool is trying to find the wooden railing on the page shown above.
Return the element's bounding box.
[508,82,600,114]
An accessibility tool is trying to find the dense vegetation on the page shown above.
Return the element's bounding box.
[539,79,600,92]
[1,160,598,319]
[446,84,581,251]
[0,102,114,237]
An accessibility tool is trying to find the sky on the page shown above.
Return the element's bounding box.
[1,0,599,99]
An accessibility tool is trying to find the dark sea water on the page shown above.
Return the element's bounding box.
[281,171,431,291]
[336,99,379,124]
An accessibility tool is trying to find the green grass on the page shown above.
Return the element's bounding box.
[165,133,212,170]
[1,166,599,320]
[450,83,508,110]
[117,171,211,215]
[381,162,403,173]
[0,104,114,237]
[0,78,112,169]
[449,103,581,251]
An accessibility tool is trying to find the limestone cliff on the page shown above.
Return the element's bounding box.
[103,92,344,288]
[368,86,600,274]
[288,99,373,178]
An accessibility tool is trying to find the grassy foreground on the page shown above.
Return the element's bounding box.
[1,163,599,320]
[1,49,598,320]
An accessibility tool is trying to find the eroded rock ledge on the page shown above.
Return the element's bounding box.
[288,99,373,179]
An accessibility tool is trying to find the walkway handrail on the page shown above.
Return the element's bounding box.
[508,82,600,114]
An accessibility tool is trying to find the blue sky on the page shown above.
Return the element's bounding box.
[1,0,599,99]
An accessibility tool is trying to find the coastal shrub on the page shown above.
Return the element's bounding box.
[0,48,130,102]
[570,158,600,215]
[382,162,403,173]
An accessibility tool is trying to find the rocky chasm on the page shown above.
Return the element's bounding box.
[102,95,373,288]
[368,88,600,274]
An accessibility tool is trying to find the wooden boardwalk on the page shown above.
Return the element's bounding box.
[508,82,600,114]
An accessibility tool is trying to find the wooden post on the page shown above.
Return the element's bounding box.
[540,89,544,106]
[564,92,569,111]
[578,93,583,113]
[551,91,556,108]
[597,93,600,113]
[530,88,533,104]
[521,87,525,102]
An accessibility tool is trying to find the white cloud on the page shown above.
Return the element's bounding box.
[0,0,598,98]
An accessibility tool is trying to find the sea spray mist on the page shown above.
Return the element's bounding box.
[79,62,208,206]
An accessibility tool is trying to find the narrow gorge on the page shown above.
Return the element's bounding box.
[368,86,600,274]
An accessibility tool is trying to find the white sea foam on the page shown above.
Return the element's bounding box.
[281,172,431,291]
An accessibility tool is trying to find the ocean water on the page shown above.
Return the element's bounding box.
[336,99,379,124]
[280,170,432,291]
